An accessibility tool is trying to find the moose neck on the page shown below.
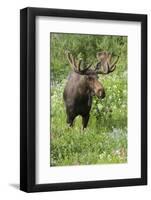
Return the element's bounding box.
[72,72,91,97]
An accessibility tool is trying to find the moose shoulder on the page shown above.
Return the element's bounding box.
[63,51,119,129]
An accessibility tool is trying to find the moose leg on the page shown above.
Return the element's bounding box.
[82,114,90,129]
[66,114,75,127]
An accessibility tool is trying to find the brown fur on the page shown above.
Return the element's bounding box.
[63,71,105,129]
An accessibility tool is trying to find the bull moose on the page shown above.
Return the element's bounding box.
[63,51,119,129]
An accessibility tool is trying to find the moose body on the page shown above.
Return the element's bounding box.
[63,51,119,129]
[64,72,97,128]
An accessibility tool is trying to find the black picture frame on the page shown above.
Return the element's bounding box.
[20,7,147,192]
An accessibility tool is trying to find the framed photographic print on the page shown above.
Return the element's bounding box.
[20,7,147,192]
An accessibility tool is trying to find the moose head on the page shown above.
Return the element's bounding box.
[63,51,119,128]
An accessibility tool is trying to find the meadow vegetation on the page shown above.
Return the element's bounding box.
[50,33,127,166]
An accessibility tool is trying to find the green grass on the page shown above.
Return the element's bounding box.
[50,73,127,166]
[50,33,127,166]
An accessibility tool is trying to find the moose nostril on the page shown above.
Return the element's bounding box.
[100,90,105,98]
[103,91,105,98]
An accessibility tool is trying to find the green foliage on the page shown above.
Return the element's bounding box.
[50,33,127,81]
[50,33,127,166]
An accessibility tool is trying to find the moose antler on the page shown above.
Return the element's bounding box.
[95,51,119,74]
[66,51,119,75]
[66,51,93,74]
